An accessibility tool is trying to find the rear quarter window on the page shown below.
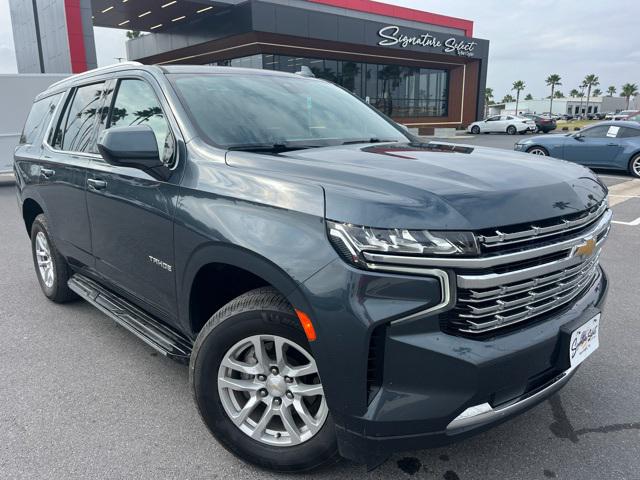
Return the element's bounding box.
[20,94,62,145]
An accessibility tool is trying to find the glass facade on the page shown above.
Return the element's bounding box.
[210,54,449,118]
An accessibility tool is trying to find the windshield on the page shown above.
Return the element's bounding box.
[169,73,408,149]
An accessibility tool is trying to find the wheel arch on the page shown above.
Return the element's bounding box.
[180,243,314,338]
[22,196,44,236]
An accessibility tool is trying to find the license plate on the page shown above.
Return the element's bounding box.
[569,314,600,367]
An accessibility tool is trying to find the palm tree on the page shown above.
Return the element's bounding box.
[126,30,141,39]
[502,94,514,103]
[546,74,562,116]
[484,87,494,117]
[525,93,533,100]
[554,90,564,98]
[592,88,602,97]
[583,74,599,116]
[512,80,526,114]
[569,89,579,98]
[578,81,587,116]
[621,83,639,109]
[607,86,616,96]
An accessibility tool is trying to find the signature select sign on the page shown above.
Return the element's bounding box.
[377,25,477,57]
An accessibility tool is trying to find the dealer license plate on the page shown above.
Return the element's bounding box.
[569,314,600,368]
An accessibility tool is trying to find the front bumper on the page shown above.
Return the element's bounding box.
[300,260,608,464]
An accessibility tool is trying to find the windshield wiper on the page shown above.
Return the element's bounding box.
[341,138,400,145]
[226,142,326,153]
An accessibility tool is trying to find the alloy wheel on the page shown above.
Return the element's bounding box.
[35,231,55,288]
[217,334,328,447]
[528,147,548,156]
[631,156,640,177]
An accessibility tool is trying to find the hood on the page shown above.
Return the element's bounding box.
[226,142,607,230]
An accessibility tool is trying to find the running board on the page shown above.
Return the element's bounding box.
[68,274,192,363]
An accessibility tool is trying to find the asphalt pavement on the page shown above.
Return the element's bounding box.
[1,145,639,478]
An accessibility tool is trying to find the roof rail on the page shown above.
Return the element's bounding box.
[49,61,144,89]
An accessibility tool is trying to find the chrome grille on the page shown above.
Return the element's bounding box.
[452,254,601,334]
[477,201,607,249]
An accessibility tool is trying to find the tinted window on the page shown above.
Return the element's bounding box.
[53,83,105,152]
[618,127,640,138]
[580,126,609,138]
[486,116,500,121]
[109,79,174,166]
[20,94,62,145]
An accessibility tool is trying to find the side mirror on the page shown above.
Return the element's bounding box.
[97,126,169,180]
[573,132,583,139]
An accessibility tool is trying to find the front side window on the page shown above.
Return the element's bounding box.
[109,79,175,166]
[54,83,105,152]
[170,74,408,149]
[20,93,62,145]
[580,126,609,138]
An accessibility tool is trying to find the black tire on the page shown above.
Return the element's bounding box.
[535,125,541,134]
[30,214,77,303]
[526,146,549,156]
[507,125,517,135]
[629,154,640,178]
[190,287,339,472]
[470,125,480,134]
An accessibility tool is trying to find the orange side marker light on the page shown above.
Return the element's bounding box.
[295,309,317,342]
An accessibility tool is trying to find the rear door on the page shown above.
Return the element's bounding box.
[38,82,110,267]
[85,73,183,321]
[564,125,624,167]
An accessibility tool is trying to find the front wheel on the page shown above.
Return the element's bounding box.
[527,146,549,156]
[507,125,517,135]
[190,287,339,472]
[470,125,480,134]
[629,154,640,178]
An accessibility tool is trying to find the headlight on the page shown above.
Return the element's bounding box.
[328,221,479,266]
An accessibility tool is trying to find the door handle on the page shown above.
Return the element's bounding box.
[606,143,618,146]
[40,168,55,178]
[87,178,107,190]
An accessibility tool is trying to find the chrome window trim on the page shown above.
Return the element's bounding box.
[364,263,451,325]
[362,209,612,269]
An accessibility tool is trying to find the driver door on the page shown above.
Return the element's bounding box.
[564,125,623,166]
[484,115,501,132]
[85,74,182,323]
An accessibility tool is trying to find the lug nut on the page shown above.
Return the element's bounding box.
[259,389,268,397]
[273,397,282,406]
[285,376,293,383]
[257,374,266,381]
[270,367,279,375]
[286,391,294,399]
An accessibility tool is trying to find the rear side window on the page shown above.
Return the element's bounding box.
[108,79,175,166]
[52,82,105,153]
[20,94,62,145]
[618,127,640,138]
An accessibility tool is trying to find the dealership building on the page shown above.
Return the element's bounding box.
[9,0,489,133]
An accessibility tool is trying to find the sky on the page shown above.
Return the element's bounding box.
[0,0,638,100]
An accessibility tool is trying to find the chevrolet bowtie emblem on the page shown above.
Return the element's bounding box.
[574,238,596,258]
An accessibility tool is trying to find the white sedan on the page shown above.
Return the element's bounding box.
[467,115,536,135]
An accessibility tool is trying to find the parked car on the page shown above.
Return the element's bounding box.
[612,110,639,121]
[515,121,640,177]
[593,112,606,120]
[627,113,640,122]
[15,63,610,472]
[559,113,574,121]
[604,112,616,120]
[521,113,557,133]
[467,114,536,134]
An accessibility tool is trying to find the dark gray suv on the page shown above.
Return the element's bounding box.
[14,63,610,472]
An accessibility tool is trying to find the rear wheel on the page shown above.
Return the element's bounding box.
[470,125,480,134]
[527,146,549,156]
[629,154,640,178]
[30,214,77,303]
[190,287,339,472]
[507,125,517,135]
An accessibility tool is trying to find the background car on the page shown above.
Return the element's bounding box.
[521,113,557,133]
[467,115,535,135]
[514,121,640,177]
[626,113,640,122]
[612,110,639,120]
[559,113,574,121]
[604,112,616,120]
